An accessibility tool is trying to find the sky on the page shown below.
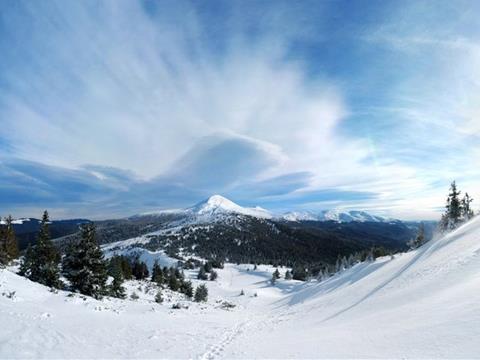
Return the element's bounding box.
[1,0,479,220]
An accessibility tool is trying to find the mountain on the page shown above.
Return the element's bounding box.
[282,209,392,223]
[136,195,391,224]
[187,195,272,220]
[134,195,272,222]
[2,216,479,358]
[75,195,415,267]
[4,218,91,250]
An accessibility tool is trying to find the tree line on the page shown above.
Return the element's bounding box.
[3,210,209,302]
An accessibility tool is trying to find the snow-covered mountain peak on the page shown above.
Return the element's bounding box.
[192,195,240,214]
[189,195,272,219]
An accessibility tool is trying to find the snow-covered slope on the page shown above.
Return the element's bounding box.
[282,209,391,222]
[2,217,479,358]
[223,216,480,358]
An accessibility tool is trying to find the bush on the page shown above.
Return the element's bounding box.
[154,290,163,304]
[194,284,208,302]
[197,267,208,280]
[209,270,218,281]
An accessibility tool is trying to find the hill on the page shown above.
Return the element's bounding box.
[1,216,479,358]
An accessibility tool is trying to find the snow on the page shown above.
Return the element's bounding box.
[2,217,480,358]
[187,195,273,220]
[0,217,34,225]
[130,195,272,224]
[132,195,391,227]
[282,209,392,222]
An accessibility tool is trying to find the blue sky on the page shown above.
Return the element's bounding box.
[1,0,479,220]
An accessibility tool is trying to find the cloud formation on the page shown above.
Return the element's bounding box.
[0,0,479,219]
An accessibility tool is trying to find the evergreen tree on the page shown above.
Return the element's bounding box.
[180,280,194,298]
[168,271,180,291]
[292,266,307,281]
[132,258,149,280]
[19,243,34,276]
[444,181,462,230]
[0,215,18,264]
[197,266,208,280]
[204,261,213,273]
[271,272,277,285]
[209,270,218,281]
[273,268,281,280]
[108,256,126,299]
[21,211,61,288]
[0,220,7,265]
[284,270,292,280]
[194,284,208,302]
[462,193,474,221]
[408,223,426,249]
[63,224,108,299]
[151,260,164,284]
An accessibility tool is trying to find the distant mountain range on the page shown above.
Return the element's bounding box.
[7,195,435,266]
[133,194,393,224]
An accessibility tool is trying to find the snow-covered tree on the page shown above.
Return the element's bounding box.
[63,224,108,299]
[197,266,208,280]
[168,271,180,291]
[443,181,463,230]
[155,290,163,303]
[20,211,61,288]
[440,182,475,232]
[273,268,281,279]
[132,257,149,280]
[462,193,474,221]
[108,256,126,299]
[151,260,164,284]
[209,270,218,281]
[180,280,193,298]
[284,270,292,280]
[194,284,208,302]
[408,223,426,249]
[0,215,18,265]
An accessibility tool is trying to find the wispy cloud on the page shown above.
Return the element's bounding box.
[0,0,479,219]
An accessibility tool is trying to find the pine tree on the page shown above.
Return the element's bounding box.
[194,284,208,302]
[0,215,18,264]
[462,193,474,221]
[132,257,149,280]
[209,270,218,281]
[273,268,281,279]
[292,266,307,281]
[151,260,164,284]
[168,271,180,291]
[445,181,462,230]
[408,223,426,249]
[271,272,277,285]
[180,280,193,298]
[0,220,7,265]
[108,256,126,299]
[63,224,108,298]
[21,211,61,288]
[197,266,208,280]
[284,270,292,280]
[18,243,33,275]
